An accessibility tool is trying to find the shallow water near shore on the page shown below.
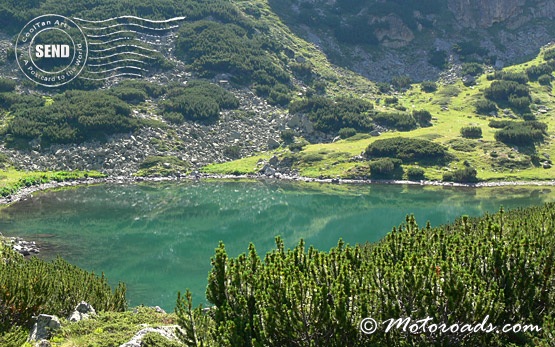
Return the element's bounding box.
[1,181,554,311]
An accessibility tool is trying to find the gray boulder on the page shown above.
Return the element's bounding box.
[28,314,61,341]
[68,301,96,322]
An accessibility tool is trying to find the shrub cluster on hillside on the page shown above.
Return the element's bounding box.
[177,203,555,346]
[1,90,137,146]
[372,112,417,131]
[160,81,239,122]
[483,80,531,112]
[0,245,126,335]
[443,166,478,183]
[460,126,482,139]
[175,20,292,105]
[365,137,451,164]
[289,97,374,133]
[489,120,548,146]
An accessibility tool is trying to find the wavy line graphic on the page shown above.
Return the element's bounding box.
[87,59,146,67]
[86,30,172,38]
[80,73,144,81]
[86,66,147,74]
[81,23,179,31]
[87,51,156,60]
[88,37,135,45]
[89,44,158,53]
[77,15,184,82]
[74,15,186,24]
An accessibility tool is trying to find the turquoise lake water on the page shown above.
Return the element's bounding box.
[1,181,554,310]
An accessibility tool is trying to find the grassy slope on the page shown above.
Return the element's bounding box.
[204,46,555,182]
[0,169,105,197]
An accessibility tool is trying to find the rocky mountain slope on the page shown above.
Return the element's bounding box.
[274,0,555,81]
[0,0,554,181]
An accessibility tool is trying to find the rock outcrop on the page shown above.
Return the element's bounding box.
[28,314,60,342]
[447,0,555,28]
[68,302,96,322]
[119,326,180,347]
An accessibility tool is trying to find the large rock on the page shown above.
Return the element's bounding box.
[119,326,179,347]
[68,301,96,322]
[28,314,61,341]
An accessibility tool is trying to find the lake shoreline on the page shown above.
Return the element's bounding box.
[2,173,555,207]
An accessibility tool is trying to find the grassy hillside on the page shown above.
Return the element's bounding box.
[204,45,555,182]
[0,0,553,184]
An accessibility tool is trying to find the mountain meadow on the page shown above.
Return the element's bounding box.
[0,0,555,346]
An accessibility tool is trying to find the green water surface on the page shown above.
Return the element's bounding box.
[1,180,554,310]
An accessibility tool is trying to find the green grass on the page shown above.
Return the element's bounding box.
[50,307,177,347]
[0,169,106,198]
[205,45,555,182]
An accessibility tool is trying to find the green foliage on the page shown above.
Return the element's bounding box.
[453,40,489,60]
[0,246,126,333]
[443,166,478,182]
[2,90,138,146]
[491,71,529,84]
[0,325,28,347]
[108,87,147,105]
[543,48,555,61]
[461,62,483,76]
[484,80,530,102]
[175,20,292,103]
[162,112,185,125]
[428,50,448,69]
[420,81,438,92]
[141,332,182,347]
[376,82,391,94]
[288,142,306,152]
[280,129,295,144]
[383,96,398,105]
[365,137,450,164]
[0,78,15,92]
[369,158,402,179]
[493,121,548,146]
[448,139,476,152]
[372,112,417,131]
[483,80,531,112]
[114,80,166,99]
[289,97,374,134]
[460,126,482,139]
[0,171,104,198]
[488,120,516,129]
[175,290,213,347]
[412,109,432,126]
[338,127,357,139]
[301,152,324,163]
[538,74,552,86]
[160,81,239,122]
[391,75,412,90]
[406,166,425,180]
[54,307,175,347]
[177,203,555,346]
[223,146,241,160]
[526,64,553,81]
[137,156,189,177]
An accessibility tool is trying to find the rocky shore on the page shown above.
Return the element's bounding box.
[2,172,555,208]
[0,233,40,256]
